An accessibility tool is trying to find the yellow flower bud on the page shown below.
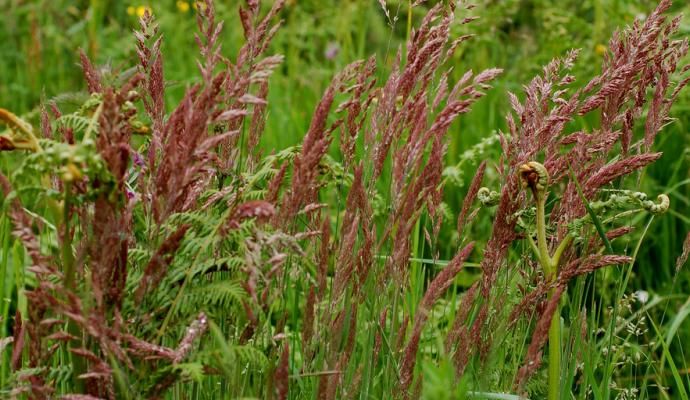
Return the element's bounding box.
[595,44,607,56]
[176,1,190,13]
[136,5,152,18]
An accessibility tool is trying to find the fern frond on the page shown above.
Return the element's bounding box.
[187,280,245,308]
[53,114,91,134]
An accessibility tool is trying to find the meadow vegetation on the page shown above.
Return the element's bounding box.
[1,0,690,399]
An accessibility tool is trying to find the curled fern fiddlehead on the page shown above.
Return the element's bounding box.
[478,187,500,206]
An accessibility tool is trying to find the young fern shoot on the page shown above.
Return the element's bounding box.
[519,161,573,400]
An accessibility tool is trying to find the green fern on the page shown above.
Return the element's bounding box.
[53,114,91,134]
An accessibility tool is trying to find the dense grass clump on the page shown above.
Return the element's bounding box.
[1,1,690,399]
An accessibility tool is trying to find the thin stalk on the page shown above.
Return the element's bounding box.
[388,286,400,389]
[547,290,561,400]
[526,231,540,260]
[522,162,565,400]
[62,182,85,391]
[62,182,75,290]
[0,217,10,386]
[552,235,573,269]
[535,193,551,272]
[535,192,561,400]
[406,0,412,42]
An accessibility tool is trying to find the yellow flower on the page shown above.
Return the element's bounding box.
[176,1,190,13]
[192,1,207,12]
[136,5,152,18]
[126,6,136,15]
[595,43,607,56]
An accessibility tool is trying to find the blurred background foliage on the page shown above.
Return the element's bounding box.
[2,0,690,388]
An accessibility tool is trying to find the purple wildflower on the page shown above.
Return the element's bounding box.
[325,42,339,60]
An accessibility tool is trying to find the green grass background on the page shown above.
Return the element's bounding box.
[2,0,690,398]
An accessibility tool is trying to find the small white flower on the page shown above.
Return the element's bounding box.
[634,290,649,304]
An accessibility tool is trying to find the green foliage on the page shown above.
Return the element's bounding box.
[1,1,690,399]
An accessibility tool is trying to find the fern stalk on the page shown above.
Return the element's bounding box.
[520,161,570,400]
